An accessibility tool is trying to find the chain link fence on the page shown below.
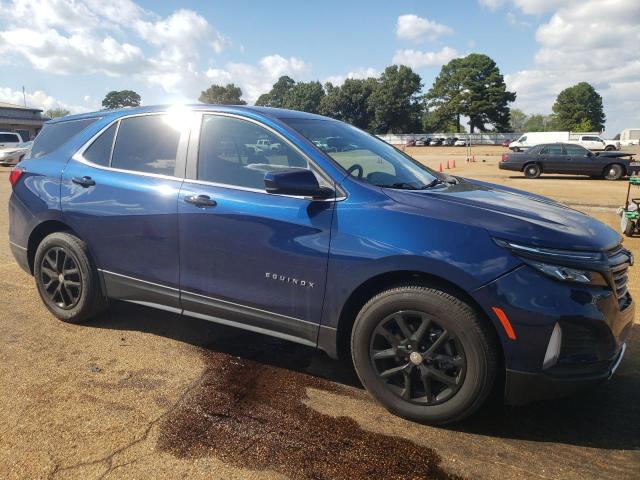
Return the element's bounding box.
[377,133,522,145]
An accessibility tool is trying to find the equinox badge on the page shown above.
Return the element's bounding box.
[265,272,315,288]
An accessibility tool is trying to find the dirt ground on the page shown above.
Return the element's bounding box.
[1,147,639,480]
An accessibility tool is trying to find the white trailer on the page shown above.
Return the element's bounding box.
[619,128,640,146]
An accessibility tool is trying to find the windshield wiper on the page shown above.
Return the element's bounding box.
[376,182,420,190]
[419,178,445,189]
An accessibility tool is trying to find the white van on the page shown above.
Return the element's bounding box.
[509,131,619,152]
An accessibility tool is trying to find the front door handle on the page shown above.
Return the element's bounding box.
[184,194,217,208]
[72,176,96,188]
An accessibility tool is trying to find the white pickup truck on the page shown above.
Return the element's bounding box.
[509,131,620,152]
[0,131,23,148]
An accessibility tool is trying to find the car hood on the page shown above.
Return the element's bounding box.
[383,177,621,251]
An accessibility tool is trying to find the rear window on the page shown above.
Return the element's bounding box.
[30,118,97,159]
[0,133,20,142]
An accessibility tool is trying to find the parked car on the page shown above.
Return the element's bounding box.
[0,141,33,166]
[405,137,416,147]
[509,132,619,152]
[414,137,428,146]
[454,139,468,146]
[9,106,633,425]
[430,137,443,146]
[0,131,24,148]
[499,142,637,180]
[502,139,512,148]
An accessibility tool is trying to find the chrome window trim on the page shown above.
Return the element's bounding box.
[72,111,188,182]
[188,111,347,201]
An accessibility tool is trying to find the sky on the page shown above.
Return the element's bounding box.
[0,0,638,136]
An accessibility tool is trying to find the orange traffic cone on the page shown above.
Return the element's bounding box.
[438,163,443,172]
[453,159,456,168]
[446,160,450,169]
[472,154,476,162]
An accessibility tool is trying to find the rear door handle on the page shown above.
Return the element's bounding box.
[72,176,96,188]
[184,194,217,208]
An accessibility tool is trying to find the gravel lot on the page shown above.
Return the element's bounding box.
[1,147,638,479]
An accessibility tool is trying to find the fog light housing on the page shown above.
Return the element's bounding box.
[543,323,562,370]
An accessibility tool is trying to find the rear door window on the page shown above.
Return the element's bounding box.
[110,115,180,176]
[30,119,97,159]
[540,145,563,155]
[565,145,589,156]
[83,124,117,166]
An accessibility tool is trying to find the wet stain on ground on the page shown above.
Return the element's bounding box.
[156,341,462,480]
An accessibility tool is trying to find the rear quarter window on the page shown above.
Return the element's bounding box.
[30,118,98,159]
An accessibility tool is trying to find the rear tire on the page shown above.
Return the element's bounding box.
[605,146,616,151]
[34,232,106,323]
[523,163,541,179]
[604,164,623,181]
[351,286,498,425]
[621,216,635,237]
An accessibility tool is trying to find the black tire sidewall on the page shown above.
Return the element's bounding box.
[604,164,622,180]
[34,232,103,323]
[351,289,493,424]
[524,163,540,178]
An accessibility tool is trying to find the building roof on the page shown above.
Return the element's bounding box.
[0,101,43,113]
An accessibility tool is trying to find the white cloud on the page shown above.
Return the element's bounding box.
[392,47,459,70]
[396,14,453,42]
[0,0,228,95]
[0,86,91,113]
[497,0,640,135]
[323,67,380,86]
[205,55,309,104]
[478,0,507,11]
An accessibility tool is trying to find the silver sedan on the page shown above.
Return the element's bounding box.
[0,141,32,166]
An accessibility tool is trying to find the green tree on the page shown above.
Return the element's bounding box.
[368,65,423,133]
[319,78,377,129]
[44,107,70,118]
[551,82,605,131]
[101,90,141,110]
[282,81,325,113]
[523,114,552,132]
[509,109,527,132]
[255,76,296,107]
[199,83,246,105]
[426,54,516,133]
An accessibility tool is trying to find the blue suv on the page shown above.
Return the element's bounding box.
[8,105,633,424]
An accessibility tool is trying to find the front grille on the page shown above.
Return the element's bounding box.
[605,245,631,301]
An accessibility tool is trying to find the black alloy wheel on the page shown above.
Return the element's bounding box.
[370,310,466,406]
[40,246,82,309]
[34,231,106,323]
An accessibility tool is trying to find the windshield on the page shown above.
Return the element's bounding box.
[283,118,440,189]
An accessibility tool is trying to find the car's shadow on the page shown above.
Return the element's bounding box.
[507,175,608,181]
[91,301,639,451]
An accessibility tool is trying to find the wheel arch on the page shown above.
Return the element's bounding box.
[331,270,504,367]
[27,220,77,274]
[522,161,542,173]
[603,162,626,178]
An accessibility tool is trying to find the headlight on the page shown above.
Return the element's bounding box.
[525,260,607,285]
[494,238,608,286]
[0,151,9,158]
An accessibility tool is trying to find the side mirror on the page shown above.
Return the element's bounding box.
[264,168,334,199]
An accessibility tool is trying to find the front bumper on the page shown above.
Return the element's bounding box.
[504,342,627,405]
[473,264,634,405]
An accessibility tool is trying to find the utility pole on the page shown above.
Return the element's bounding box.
[22,86,27,107]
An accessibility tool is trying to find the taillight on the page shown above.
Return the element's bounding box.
[9,167,24,187]
[501,154,509,162]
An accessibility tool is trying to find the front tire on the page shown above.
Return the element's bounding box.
[604,164,623,181]
[523,163,541,179]
[351,286,498,425]
[34,232,106,323]
[621,215,635,237]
